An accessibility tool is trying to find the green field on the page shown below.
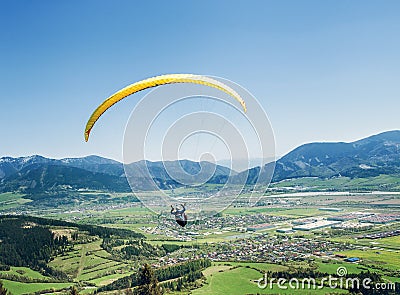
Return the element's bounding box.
[370,235,400,249]
[0,192,23,202]
[331,234,400,251]
[191,265,348,295]
[192,266,265,295]
[48,239,134,285]
[337,249,400,271]
[316,262,370,274]
[1,280,73,295]
[214,261,289,272]
[0,192,31,210]
[0,266,49,280]
[268,208,324,217]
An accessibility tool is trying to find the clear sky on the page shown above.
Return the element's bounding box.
[1,0,399,161]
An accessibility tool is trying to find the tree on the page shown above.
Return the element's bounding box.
[134,264,162,295]
[0,281,8,295]
[70,286,79,295]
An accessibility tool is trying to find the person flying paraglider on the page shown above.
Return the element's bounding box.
[171,203,187,227]
[84,74,248,227]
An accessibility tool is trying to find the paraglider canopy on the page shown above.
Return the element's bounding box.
[84,74,247,142]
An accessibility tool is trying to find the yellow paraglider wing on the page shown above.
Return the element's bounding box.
[84,74,247,141]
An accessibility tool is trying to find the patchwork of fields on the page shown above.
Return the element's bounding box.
[1,187,400,294]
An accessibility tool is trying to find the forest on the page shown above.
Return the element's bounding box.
[98,259,211,292]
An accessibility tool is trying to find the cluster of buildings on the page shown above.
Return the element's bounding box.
[327,211,400,224]
[274,210,400,233]
[154,256,192,267]
[360,213,400,224]
[141,224,193,241]
[292,219,341,231]
[247,223,275,231]
[332,221,373,230]
[358,229,400,240]
[199,235,351,263]
[191,214,288,231]
[327,212,373,222]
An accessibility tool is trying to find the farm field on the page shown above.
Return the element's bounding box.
[331,234,400,251]
[1,280,73,295]
[336,249,400,271]
[48,239,134,286]
[316,262,370,274]
[213,261,289,272]
[0,192,31,210]
[370,235,400,249]
[191,265,348,295]
[0,267,49,280]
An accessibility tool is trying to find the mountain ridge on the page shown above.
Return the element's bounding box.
[272,130,400,181]
[1,130,399,191]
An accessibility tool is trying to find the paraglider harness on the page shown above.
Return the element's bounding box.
[171,204,187,227]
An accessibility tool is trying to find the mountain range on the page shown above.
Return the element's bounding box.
[1,130,399,193]
[272,130,400,181]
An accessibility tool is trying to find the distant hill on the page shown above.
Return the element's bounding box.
[0,164,130,193]
[0,155,127,193]
[0,156,235,193]
[0,155,123,179]
[0,155,55,179]
[1,130,399,192]
[125,160,235,189]
[271,130,400,182]
[60,155,124,176]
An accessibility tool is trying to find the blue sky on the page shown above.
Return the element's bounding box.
[1,0,399,161]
